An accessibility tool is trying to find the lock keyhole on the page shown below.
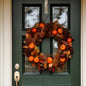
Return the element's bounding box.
[14,71,20,82]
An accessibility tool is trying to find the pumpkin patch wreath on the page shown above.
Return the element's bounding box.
[23,20,73,73]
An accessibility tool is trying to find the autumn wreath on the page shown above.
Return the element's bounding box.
[23,20,73,73]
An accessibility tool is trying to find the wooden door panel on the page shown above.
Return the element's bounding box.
[12,0,80,86]
[22,84,71,86]
[19,75,71,86]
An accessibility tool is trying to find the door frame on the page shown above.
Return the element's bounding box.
[0,0,85,86]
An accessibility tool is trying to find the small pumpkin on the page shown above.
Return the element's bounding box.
[60,57,66,63]
[39,23,45,28]
[28,56,34,62]
[34,57,39,63]
[58,28,63,34]
[29,43,35,49]
[47,57,53,64]
[52,30,57,35]
[32,28,37,33]
[60,44,66,51]
[67,38,72,43]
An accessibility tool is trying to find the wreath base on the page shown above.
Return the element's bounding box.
[23,20,73,73]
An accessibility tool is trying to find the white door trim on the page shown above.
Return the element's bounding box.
[0,0,12,86]
[81,0,86,86]
[0,0,85,86]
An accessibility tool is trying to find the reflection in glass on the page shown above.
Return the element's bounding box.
[25,7,40,28]
[53,40,58,57]
[52,6,68,28]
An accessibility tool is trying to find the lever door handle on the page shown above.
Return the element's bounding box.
[14,71,20,86]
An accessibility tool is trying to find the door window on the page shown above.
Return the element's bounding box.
[23,4,70,74]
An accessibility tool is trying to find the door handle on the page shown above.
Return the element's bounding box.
[14,71,20,86]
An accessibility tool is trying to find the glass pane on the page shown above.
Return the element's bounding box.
[25,7,40,29]
[52,6,69,73]
[53,40,58,57]
[25,56,39,73]
[22,5,41,74]
[52,39,67,73]
[52,6,68,28]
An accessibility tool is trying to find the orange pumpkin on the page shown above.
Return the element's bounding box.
[52,30,57,35]
[58,28,63,34]
[60,44,66,51]
[47,57,53,64]
[34,57,39,63]
[39,23,45,28]
[32,28,37,33]
[28,56,34,62]
[67,38,72,43]
[29,43,35,49]
[60,57,66,62]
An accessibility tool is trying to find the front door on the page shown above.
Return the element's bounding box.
[12,0,80,86]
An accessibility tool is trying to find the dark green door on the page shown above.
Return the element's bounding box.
[12,0,80,86]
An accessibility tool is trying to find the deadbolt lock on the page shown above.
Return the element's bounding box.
[15,64,20,69]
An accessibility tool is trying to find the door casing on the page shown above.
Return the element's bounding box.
[0,0,86,86]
